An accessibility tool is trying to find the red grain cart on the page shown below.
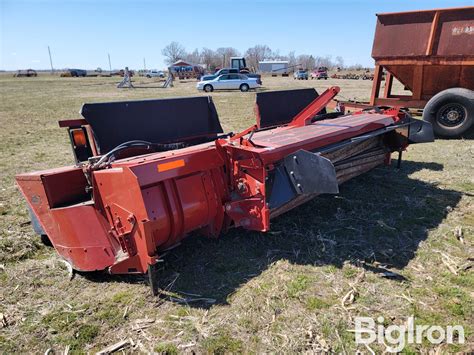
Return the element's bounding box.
[371,6,474,137]
[16,88,433,293]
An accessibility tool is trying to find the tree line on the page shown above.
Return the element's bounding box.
[161,42,365,71]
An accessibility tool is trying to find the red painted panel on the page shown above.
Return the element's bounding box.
[175,173,212,233]
[51,203,115,271]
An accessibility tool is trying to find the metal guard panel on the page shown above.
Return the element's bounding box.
[283,150,339,195]
[408,118,434,144]
[81,96,223,154]
[256,88,326,128]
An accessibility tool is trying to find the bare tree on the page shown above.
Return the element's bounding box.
[162,42,186,65]
[216,47,240,68]
[185,48,201,65]
[164,42,348,74]
[287,51,297,69]
[298,54,316,70]
[245,45,272,71]
[201,48,214,69]
[314,55,335,69]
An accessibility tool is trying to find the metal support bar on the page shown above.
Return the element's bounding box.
[148,263,160,296]
[383,72,393,99]
[290,86,340,127]
[370,65,384,105]
[426,11,440,56]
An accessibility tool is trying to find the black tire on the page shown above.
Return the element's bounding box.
[204,84,213,92]
[240,83,249,92]
[146,75,151,78]
[422,88,474,137]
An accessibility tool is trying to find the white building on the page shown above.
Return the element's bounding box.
[258,60,289,75]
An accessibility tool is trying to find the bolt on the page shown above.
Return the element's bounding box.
[225,203,232,211]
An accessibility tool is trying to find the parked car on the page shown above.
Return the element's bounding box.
[201,68,262,84]
[145,70,165,78]
[294,69,308,80]
[200,68,240,81]
[311,67,328,80]
[196,74,260,92]
[66,69,87,77]
[14,69,37,77]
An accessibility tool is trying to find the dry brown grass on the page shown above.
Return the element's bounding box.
[0,73,473,353]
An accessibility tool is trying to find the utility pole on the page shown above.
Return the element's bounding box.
[48,46,54,74]
[108,53,112,72]
[143,58,146,71]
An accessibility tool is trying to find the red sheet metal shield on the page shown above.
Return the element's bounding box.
[15,90,430,283]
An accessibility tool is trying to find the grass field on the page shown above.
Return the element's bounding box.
[0,74,472,353]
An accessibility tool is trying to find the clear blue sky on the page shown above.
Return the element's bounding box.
[1,0,472,70]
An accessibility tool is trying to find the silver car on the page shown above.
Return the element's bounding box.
[197,74,260,92]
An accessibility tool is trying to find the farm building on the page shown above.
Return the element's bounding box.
[258,60,289,75]
[169,60,205,79]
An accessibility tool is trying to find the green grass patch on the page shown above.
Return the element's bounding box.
[287,275,310,298]
[202,334,243,354]
[42,310,78,332]
[306,296,331,310]
[112,290,134,304]
[154,343,178,355]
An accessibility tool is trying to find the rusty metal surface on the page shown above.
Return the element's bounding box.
[370,7,474,108]
[372,11,434,58]
[372,7,474,60]
[383,64,474,97]
[437,9,474,57]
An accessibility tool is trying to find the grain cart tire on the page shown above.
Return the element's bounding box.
[240,84,249,92]
[423,88,474,137]
[204,84,213,92]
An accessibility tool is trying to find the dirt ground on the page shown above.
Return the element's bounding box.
[0,74,472,353]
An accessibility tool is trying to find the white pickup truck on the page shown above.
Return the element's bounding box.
[145,70,165,78]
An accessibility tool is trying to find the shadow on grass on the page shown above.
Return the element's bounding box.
[83,160,462,306]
